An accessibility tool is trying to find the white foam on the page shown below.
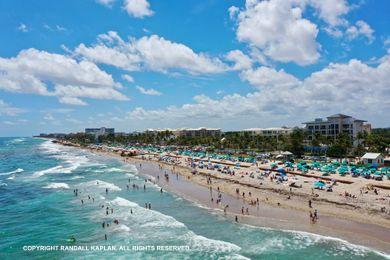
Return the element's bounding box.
[239,224,390,258]
[43,182,70,189]
[7,175,15,180]
[77,180,121,191]
[0,168,24,176]
[70,176,85,180]
[9,138,26,144]
[32,165,64,178]
[110,197,138,207]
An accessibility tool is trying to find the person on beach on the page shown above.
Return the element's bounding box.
[241,207,244,214]
[314,209,318,221]
[131,209,133,214]
[127,185,129,190]
[111,208,114,214]
[81,199,84,205]
[106,188,108,194]
[144,184,146,190]
[145,203,148,208]
[104,234,107,240]
[309,199,312,208]
[102,222,105,228]
[235,216,238,222]
[160,188,163,193]
[92,197,94,203]
[148,203,151,209]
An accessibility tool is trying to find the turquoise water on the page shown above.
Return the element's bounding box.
[0,137,388,259]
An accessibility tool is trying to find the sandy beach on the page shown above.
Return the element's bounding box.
[57,140,390,254]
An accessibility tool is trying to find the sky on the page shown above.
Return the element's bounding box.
[0,0,389,136]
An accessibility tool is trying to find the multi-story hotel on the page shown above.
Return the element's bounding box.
[303,114,371,145]
[146,127,221,138]
[241,127,293,137]
[85,127,115,138]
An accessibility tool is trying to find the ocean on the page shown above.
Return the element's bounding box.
[0,137,388,259]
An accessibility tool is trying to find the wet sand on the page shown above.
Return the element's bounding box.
[133,159,390,254]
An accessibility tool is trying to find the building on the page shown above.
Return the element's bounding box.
[173,127,221,138]
[361,153,384,166]
[85,127,115,139]
[241,127,293,137]
[303,114,371,146]
[144,127,220,138]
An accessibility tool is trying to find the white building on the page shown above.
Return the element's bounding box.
[303,114,371,146]
[241,127,293,137]
[85,127,115,139]
[173,127,221,138]
[145,127,221,138]
[361,153,384,166]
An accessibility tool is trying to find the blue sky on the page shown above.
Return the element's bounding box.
[0,0,389,136]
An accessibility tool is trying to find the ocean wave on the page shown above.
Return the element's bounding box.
[239,224,390,258]
[43,182,70,189]
[77,180,122,191]
[7,175,15,180]
[32,165,64,178]
[110,197,138,207]
[8,138,26,144]
[88,196,242,255]
[70,176,85,180]
[0,168,24,176]
[186,232,242,253]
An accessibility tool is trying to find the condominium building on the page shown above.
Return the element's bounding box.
[145,127,221,138]
[241,127,293,137]
[85,127,115,138]
[303,114,371,145]
[173,127,221,138]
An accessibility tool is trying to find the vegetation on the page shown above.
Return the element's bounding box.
[61,128,390,158]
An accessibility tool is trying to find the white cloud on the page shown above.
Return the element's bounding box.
[308,0,349,27]
[123,0,153,18]
[126,54,390,127]
[0,48,128,105]
[58,96,87,106]
[136,86,162,96]
[0,99,25,116]
[225,50,252,70]
[97,0,116,6]
[233,0,320,65]
[346,20,375,43]
[17,23,28,32]
[75,32,228,74]
[240,67,300,88]
[228,6,239,20]
[2,118,28,125]
[122,74,134,82]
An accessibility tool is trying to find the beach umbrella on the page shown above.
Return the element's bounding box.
[314,181,325,188]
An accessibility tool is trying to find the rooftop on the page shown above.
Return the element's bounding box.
[361,153,382,159]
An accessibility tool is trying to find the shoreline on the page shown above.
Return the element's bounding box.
[55,140,390,254]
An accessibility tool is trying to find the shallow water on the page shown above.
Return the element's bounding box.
[0,137,388,259]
